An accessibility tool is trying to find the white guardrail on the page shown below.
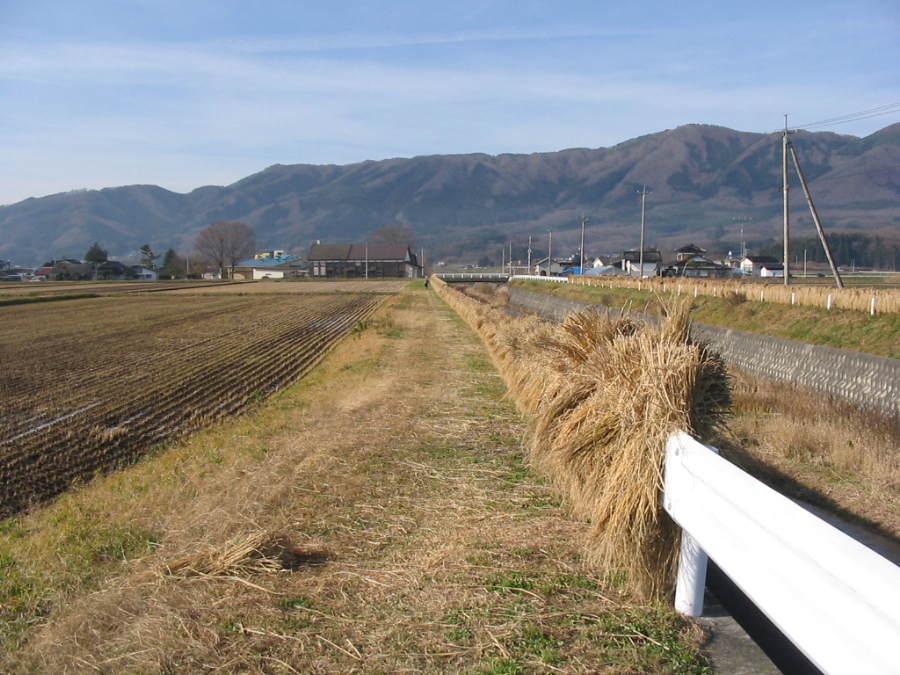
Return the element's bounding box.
[663,432,900,675]
[510,274,570,282]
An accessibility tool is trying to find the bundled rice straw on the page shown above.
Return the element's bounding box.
[432,278,731,599]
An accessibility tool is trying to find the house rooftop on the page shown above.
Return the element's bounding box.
[236,253,300,267]
[307,243,416,262]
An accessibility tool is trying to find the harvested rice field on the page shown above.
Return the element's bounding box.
[0,282,712,674]
[167,279,410,294]
[0,288,389,518]
[0,280,221,300]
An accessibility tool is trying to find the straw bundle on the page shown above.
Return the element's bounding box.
[526,303,729,598]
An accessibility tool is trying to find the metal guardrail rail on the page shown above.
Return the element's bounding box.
[664,432,900,675]
[434,273,511,283]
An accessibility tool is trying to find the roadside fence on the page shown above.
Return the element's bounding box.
[664,432,900,675]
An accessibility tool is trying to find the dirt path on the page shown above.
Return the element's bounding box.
[5,285,709,674]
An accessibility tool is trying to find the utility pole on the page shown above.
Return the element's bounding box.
[782,115,793,285]
[787,141,844,288]
[580,214,589,274]
[733,216,751,259]
[527,235,532,273]
[638,185,650,277]
[547,230,553,275]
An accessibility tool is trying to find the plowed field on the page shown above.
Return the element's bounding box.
[0,292,386,517]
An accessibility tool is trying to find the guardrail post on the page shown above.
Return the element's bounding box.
[668,437,719,617]
[674,531,708,616]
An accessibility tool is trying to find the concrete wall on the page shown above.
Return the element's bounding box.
[508,287,900,420]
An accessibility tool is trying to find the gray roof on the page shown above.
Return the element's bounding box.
[308,242,417,264]
[307,243,352,261]
[347,244,413,262]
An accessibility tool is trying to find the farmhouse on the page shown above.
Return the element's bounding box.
[533,257,566,276]
[674,243,706,261]
[96,261,136,280]
[48,261,94,280]
[232,250,306,280]
[740,255,785,278]
[664,245,737,278]
[131,266,159,280]
[621,248,663,277]
[307,243,422,278]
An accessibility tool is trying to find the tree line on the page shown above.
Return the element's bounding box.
[755,232,900,270]
[82,221,257,279]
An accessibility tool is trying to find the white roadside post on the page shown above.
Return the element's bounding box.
[664,434,718,617]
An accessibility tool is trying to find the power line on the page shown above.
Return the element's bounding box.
[814,164,900,182]
[794,102,900,130]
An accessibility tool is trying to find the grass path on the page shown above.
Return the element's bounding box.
[1,284,707,673]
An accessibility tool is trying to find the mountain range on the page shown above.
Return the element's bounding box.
[2,123,899,266]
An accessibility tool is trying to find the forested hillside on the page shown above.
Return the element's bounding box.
[2,123,899,265]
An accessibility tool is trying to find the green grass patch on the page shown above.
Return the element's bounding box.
[0,519,158,650]
[339,356,382,375]
[586,608,711,674]
[487,571,533,593]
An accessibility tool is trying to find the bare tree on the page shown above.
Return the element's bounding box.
[194,221,256,279]
[370,224,415,245]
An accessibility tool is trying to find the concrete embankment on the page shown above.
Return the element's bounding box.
[508,286,900,421]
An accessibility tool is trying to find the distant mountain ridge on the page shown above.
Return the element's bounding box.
[2,123,899,266]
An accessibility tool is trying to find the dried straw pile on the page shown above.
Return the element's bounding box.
[159,530,326,578]
[431,277,731,599]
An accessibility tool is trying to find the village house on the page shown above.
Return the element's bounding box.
[533,257,566,276]
[96,260,135,280]
[307,243,421,279]
[740,255,785,278]
[131,266,159,280]
[232,250,306,280]
[663,244,738,278]
[621,248,663,277]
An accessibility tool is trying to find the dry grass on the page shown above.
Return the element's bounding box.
[721,371,900,539]
[157,530,328,578]
[571,273,900,313]
[432,278,731,600]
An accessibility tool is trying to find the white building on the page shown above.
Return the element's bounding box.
[740,256,784,278]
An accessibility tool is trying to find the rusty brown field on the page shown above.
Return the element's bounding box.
[167,279,410,295]
[0,290,387,517]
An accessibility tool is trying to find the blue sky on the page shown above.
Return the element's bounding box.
[1,0,898,206]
